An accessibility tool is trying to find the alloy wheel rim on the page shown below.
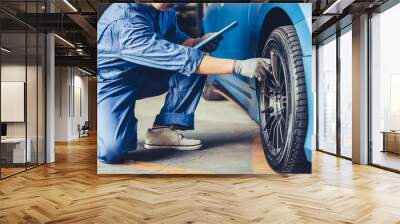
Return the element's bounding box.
[260,47,291,158]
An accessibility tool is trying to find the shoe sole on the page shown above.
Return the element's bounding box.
[144,143,203,151]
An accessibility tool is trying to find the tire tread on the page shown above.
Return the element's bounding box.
[259,25,310,173]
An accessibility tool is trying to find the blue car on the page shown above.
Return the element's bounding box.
[202,3,313,173]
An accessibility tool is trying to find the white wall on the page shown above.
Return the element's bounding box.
[54,67,89,141]
[55,66,69,141]
[1,64,38,138]
[72,73,89,137]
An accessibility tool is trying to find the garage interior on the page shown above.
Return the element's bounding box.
[1,0,400,223]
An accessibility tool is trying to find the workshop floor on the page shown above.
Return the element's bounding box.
[98,94,274,174]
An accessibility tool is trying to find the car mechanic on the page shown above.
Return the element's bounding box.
[97,3,272,163]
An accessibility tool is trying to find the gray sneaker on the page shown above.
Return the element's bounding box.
[144,127,202,151]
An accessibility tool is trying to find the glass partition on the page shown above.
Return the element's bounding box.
[0,0,46,179]
[1,26,28,178]
[317,35,337,154]
[370,3,400,171]
[339,27,352,158]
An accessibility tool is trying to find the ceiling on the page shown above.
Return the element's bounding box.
[0,0,96,73]
[0,0,394,73]
[311,0,390,43]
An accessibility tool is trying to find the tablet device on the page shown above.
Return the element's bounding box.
[194,21,238,49]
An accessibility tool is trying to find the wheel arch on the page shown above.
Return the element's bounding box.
[254,7,294,122]
[256,8,293,58]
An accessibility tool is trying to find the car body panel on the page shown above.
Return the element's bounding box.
[203,3,313,161]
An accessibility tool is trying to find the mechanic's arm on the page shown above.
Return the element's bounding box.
[119,14,270,79]
[195,56,234,74]
[119,15,204,76]
[196,55,272,81]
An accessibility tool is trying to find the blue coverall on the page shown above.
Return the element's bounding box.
[97,3,205,163]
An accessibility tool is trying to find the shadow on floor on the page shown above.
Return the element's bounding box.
[126,131,257,162]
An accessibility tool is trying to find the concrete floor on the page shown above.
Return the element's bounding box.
[98,94,273,174]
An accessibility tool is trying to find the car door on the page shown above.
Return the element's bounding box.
[204,3,260,119]
[216,3,251,82]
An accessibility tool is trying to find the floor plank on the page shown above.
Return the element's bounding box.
[1,135,400,223]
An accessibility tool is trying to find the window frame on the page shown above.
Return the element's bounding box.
[315,23,353,160]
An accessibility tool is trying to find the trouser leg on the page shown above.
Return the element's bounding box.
[98,70,172,163]
[153,73,206,129]
[97,70,204,163]
[97,76,139,164]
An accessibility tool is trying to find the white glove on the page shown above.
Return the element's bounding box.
[233,58,272,81]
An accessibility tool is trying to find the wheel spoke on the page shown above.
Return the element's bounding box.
[270,51,280,87]
[276,117,282,149]
[278,117,284,147]
[271,120,276,149]
[263,126,270,142]
[274,117,279,144]
[263,114,274,131]
[273,115,281,149]
[277,56,284,85]
[273,120,278,150]
[281,114,287,129]
[273,55,288,94]
[270,116,277,139]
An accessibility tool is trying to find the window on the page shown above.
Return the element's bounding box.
[339,28,352,158]
[370,3,400,171]
[317,36,337,154]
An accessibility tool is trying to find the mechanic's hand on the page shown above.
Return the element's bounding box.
[193,32,223,53]
[233,58,272,81]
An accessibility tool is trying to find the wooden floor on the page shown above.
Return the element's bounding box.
[1,135,400,223]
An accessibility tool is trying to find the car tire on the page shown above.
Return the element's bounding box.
[257,25,310,173]
[202,82,225,101]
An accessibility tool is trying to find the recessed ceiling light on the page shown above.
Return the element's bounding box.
[1,47,11,53]
[54,34,75,48]
[63,0,78,12]
[323,0,355,15]
[78,67,93,76]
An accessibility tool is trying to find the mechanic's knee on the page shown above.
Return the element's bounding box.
[98,140,127,164]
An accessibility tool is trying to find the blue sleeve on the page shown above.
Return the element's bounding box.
[118,14,204,76]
